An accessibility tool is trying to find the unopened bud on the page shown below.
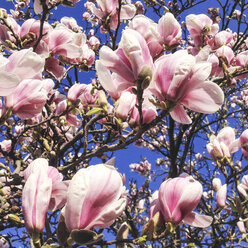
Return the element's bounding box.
[137,66,152,89]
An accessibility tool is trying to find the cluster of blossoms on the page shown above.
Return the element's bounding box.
[206,126,248,161]
[21,158,213,245]
[2,0,248,246]
[129,157,151,176]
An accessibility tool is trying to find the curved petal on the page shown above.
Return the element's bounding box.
[48,180,70,211]
[183,212,213,228]
[99,46,134,83]
[0,71,20,96]
[170,105,192,124]
[181,81,224,114]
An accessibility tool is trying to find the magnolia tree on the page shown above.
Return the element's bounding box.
[1,0,248,247]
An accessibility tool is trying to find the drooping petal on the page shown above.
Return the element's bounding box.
[170,105,192,124]
[181,81,224,114]
[183,212,213,228]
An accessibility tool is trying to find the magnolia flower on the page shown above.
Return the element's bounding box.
[212,178,222,191]
[128,15,162,58]
[64,163,127,232]
[239,129,248,158]
[22,158,69,233]
[151,12,181,49]
[97,29,153,92]
[149,174,213,228]
[206,127,240,160]
[5,79,53,119]
[216,184,227,208]
[237,175,248,198]
[91,0,136,30]
[0,48,45,96]
[186,14,219,48]
[152,50,224,124]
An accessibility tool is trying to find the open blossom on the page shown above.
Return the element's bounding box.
[150,12,181,49]
[5,78,53,119]
[91,0,136,30]
[22,158,69,233]
[149,174,213,227]
[97,29,153,92]
[128,15,162,58]
[206,127,240,160]
[237,175,248,198]
[186,14,219,48]
[64,163,127,232]
[0,48,45,96]
[152,50,224,124]
[48,24,84,59]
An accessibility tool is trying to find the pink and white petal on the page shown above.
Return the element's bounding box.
[47,166,63,184]
[171,178,203,222]
[181,81,224,114]
[52,43,83,58]
[6,48,45,80]
[95,60,120,98]
[216,127,236,149]
[99,46,134,83]
[120,4,136,19]
[183,212,213,228]
[22,169,52,233]
[48,180,70,211]
[0,72,20,96]
[88,198,127,229]
[170,105,192,124]
[23,158,49,181]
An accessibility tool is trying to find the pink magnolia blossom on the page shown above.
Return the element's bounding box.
[237,175,248,198]
[22,160,52,233]
[95,60,121,99]
[151,12,181,49]
[206,127,240,160]
[98,29,153,91]
[239,129,248,158]
[5,78,53,119]
[0,140,12,153]
[55,99,82,127]
[60,17,82,32]
[152,50,224,124]
[130,93,157,124]
[64,163,127,232]
[115,91,136,120]
[5,48,45,80]
[0,48,45,96]
[186,14,219,48]
[20,19,52,57]
[128,15,162,58]
[216,184,227,208]
[212,178,222,191]
[23,158,69,234]
[45,57,66,80]
[207,30,233,50]
[48,25,85,59]
[92,0,136,30]
[0,12,20,45]
[150,174,213,227]
[237,220,246,234]
[0,237,9,248]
